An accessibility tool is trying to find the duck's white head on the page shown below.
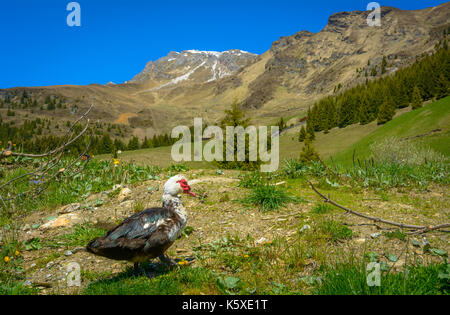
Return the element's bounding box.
[163,175,196,197]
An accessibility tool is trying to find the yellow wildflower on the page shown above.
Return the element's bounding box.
[4,256,10,263]
[113,159,120,166]
[244,255,249,258]
[15,250,20,256]
[178,260,189,266]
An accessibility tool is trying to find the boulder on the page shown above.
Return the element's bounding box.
[118,188,132,203]
[58,203,81,215]
[39,213,83,230]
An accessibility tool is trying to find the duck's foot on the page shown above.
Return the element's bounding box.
[133,263,146,276]
[159,255,178,267]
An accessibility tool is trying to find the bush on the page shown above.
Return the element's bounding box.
[238,183,300,212]
[370,137,445,165]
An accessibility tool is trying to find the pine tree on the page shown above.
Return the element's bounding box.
[306,120,315,140]
[377,99,395,125]
[299,134,320,163]
[298,126,307,142]
[435,74,449,100]
[381,56,387,74]
[411,86,423,110]
[277,117,287,131]
[218,99,259,170]
[127,136,140,151]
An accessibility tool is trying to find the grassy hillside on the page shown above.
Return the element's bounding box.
[99,97,449,170]
[331,96,450,167]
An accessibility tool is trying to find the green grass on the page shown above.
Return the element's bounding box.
[84,266,221,295]
[316,219,353,242]
[93,97,449,171]
[315,261,449,295]
[49,223,106,248]
[237,183,301,212]
[0,159,161,225]
[311,203,333,215]
[332,97,450,167]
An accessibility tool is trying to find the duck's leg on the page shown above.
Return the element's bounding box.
[134,263,140,274]
[159,255,178,267]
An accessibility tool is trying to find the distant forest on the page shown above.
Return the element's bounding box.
[299,41,449,142]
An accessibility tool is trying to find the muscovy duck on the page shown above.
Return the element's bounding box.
[87,175,196,271]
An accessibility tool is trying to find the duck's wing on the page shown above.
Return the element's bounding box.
[87,207,179,260]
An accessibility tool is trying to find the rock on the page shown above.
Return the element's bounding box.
[113,184,122,191]
[118,188,132,203]
[22,224,31,232]
[64,250,73,257]
[24,280,32,286]
[299,225,311,233]
[371,233,381,239]
[355,238,366,244]
[256,237,269,245]
[46,274,53,280]
[46,262,54,269]
[58,203,81,215]
[39,213,83,230]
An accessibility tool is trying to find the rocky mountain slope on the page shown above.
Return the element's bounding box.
[131,50,256,88]
[1,3,449,138]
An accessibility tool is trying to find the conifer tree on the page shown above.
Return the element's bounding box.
[381,56,388,74]
[217,99,259,170]
[298,126,307,142]
[306,120,315,140]
[411,86,423,110]
[299,134,319,163]
[377,99,395,125]
[435,74,449,100]
[127,136,140,151]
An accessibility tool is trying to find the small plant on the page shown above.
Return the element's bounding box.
[311,203,332,215]
[166,163,189,173]
[317,220,353,242]
[133,200,146,213]
[238,183,300,212]
[238,171,263,188]
[52,223,106,247]
[383,230,407,241]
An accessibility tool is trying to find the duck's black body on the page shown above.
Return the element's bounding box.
[87,205,185,264]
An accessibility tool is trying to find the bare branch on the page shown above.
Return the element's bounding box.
[308,181,450,234]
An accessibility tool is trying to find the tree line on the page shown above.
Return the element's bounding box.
[299,41,449,142]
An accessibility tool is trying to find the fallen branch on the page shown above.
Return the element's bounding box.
[308,181,450,235]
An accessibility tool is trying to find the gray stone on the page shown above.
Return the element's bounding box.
[371,233,381,239]
[299,225,311,233]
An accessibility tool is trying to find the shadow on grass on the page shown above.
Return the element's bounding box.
[83,261,221,295]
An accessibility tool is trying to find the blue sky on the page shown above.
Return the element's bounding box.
[0,0,445,88]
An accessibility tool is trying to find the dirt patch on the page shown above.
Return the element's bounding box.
[114,113,137,125]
